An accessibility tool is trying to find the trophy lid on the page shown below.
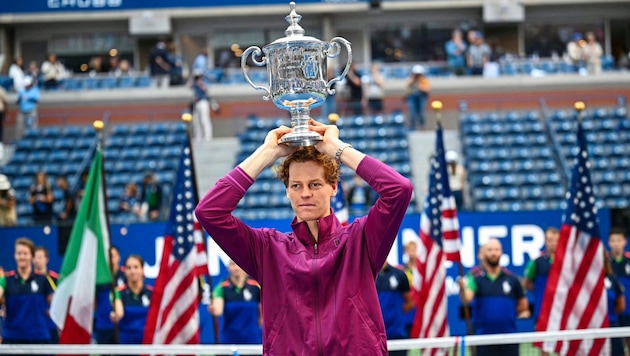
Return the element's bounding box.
[268,2,322,46]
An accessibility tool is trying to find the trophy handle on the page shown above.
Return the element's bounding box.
[325,37,352,96]
[241,46,271,101]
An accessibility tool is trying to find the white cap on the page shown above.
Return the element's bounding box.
[23,76,33,87]
[446,150,459,162]
[0,174,10,190]
[412,64,426,75]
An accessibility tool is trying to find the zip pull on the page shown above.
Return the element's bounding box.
[314,243,319,255]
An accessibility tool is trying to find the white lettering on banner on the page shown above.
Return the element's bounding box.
[48,0,122,8]
[144,236,164,279]
[511,224,545,265]
[460,227,476,268]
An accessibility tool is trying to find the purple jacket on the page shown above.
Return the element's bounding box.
[195,156,413,355]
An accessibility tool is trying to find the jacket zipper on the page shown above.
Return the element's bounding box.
[312,232,323,355]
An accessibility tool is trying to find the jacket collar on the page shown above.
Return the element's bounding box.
[291,209,341,245]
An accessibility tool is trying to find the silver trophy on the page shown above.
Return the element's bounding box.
[241,1,352,146]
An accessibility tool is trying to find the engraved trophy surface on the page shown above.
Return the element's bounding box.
[241,1,352,146]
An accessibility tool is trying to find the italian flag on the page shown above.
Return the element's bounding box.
[50,149,112,345]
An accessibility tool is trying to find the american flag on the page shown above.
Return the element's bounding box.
[535,119,608,355]
[333,178,349,225]
[143,136,209,346]
[411,124,461,355]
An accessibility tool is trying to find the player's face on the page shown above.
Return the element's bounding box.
[404,242,417,261]
[124,257,144,284]
[286,161,336,223]
[609,233,627,256]
[33,250,48,271]
[228,261,246,279]
[14,244,33,270]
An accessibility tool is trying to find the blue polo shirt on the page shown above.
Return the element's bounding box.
[611,254,630,317]
[94,269,126,331]
[466,269,524,335]
[605,274,624,324]
[118,284,152,344]
[213,278,262,344]
[0,270,54,341]
[524,254,553,320]
[376,264,410,339]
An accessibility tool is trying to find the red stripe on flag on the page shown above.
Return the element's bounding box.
[58,298,91,356]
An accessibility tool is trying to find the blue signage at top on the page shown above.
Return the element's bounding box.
[1,0,359,14]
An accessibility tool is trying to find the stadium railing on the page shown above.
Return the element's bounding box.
[3,327,630,355]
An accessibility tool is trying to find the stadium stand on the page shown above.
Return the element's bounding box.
[461,99,630,212]
[0,121,188,225]
[232,112,413,220]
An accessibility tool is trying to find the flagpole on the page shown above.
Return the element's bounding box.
[181,112,220,344]
[93,119,119,344]
[431,100,475,356]
[574,101,585,123]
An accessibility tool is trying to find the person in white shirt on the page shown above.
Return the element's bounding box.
[8,56,25,93]
[41,53,66,90]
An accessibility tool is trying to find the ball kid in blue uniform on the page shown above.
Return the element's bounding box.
[209,260,262,345]
[608,228,629,355]
[94,246,125,344]
[376,261,413,356]
[117,254,152,344]
[33,246,60,344]
[0,238,55,344]
[459,238,529,356]
[524,227,559,323]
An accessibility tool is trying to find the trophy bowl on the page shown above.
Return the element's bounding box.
[241,1,352,146]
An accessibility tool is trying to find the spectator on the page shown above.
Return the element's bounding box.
[194,121,414,354]
[27,61,40,86]
[524,227,559,325]
[404,65,430,130]
[345,62,364,115]
[193,47,209,76]
[458,238,529,356]
[75,169,89,208]
[376,261,414,356]
[0,174,17,226]
[445,29,467,76]
[140,173,163,221]
[41,53,66,90]
[114,59,135,77]
[0,238,55,345]
[56,176,76,223]
[445,150,466,210]
[190,71,214,141]
[94,246,125,345]
[119,182,142,221]
[0,84,6,152]
[16,76,41,139]
[209,260,262,346]
[117,254,152,345]
[566,32,585,71]
[608,228,630,353]
[149,39,172,88]
[33,246,60,344]
[583,31,603,75]
[466,31,491,76]
[8,56,25,92]
[346,174,374,216]
[29,171,54,225]
[167,42,186,86]
[365,63,385,115]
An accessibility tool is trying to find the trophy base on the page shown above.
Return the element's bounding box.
[279,131,323,146]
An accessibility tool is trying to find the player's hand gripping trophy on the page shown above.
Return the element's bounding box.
[241,1,352,146]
